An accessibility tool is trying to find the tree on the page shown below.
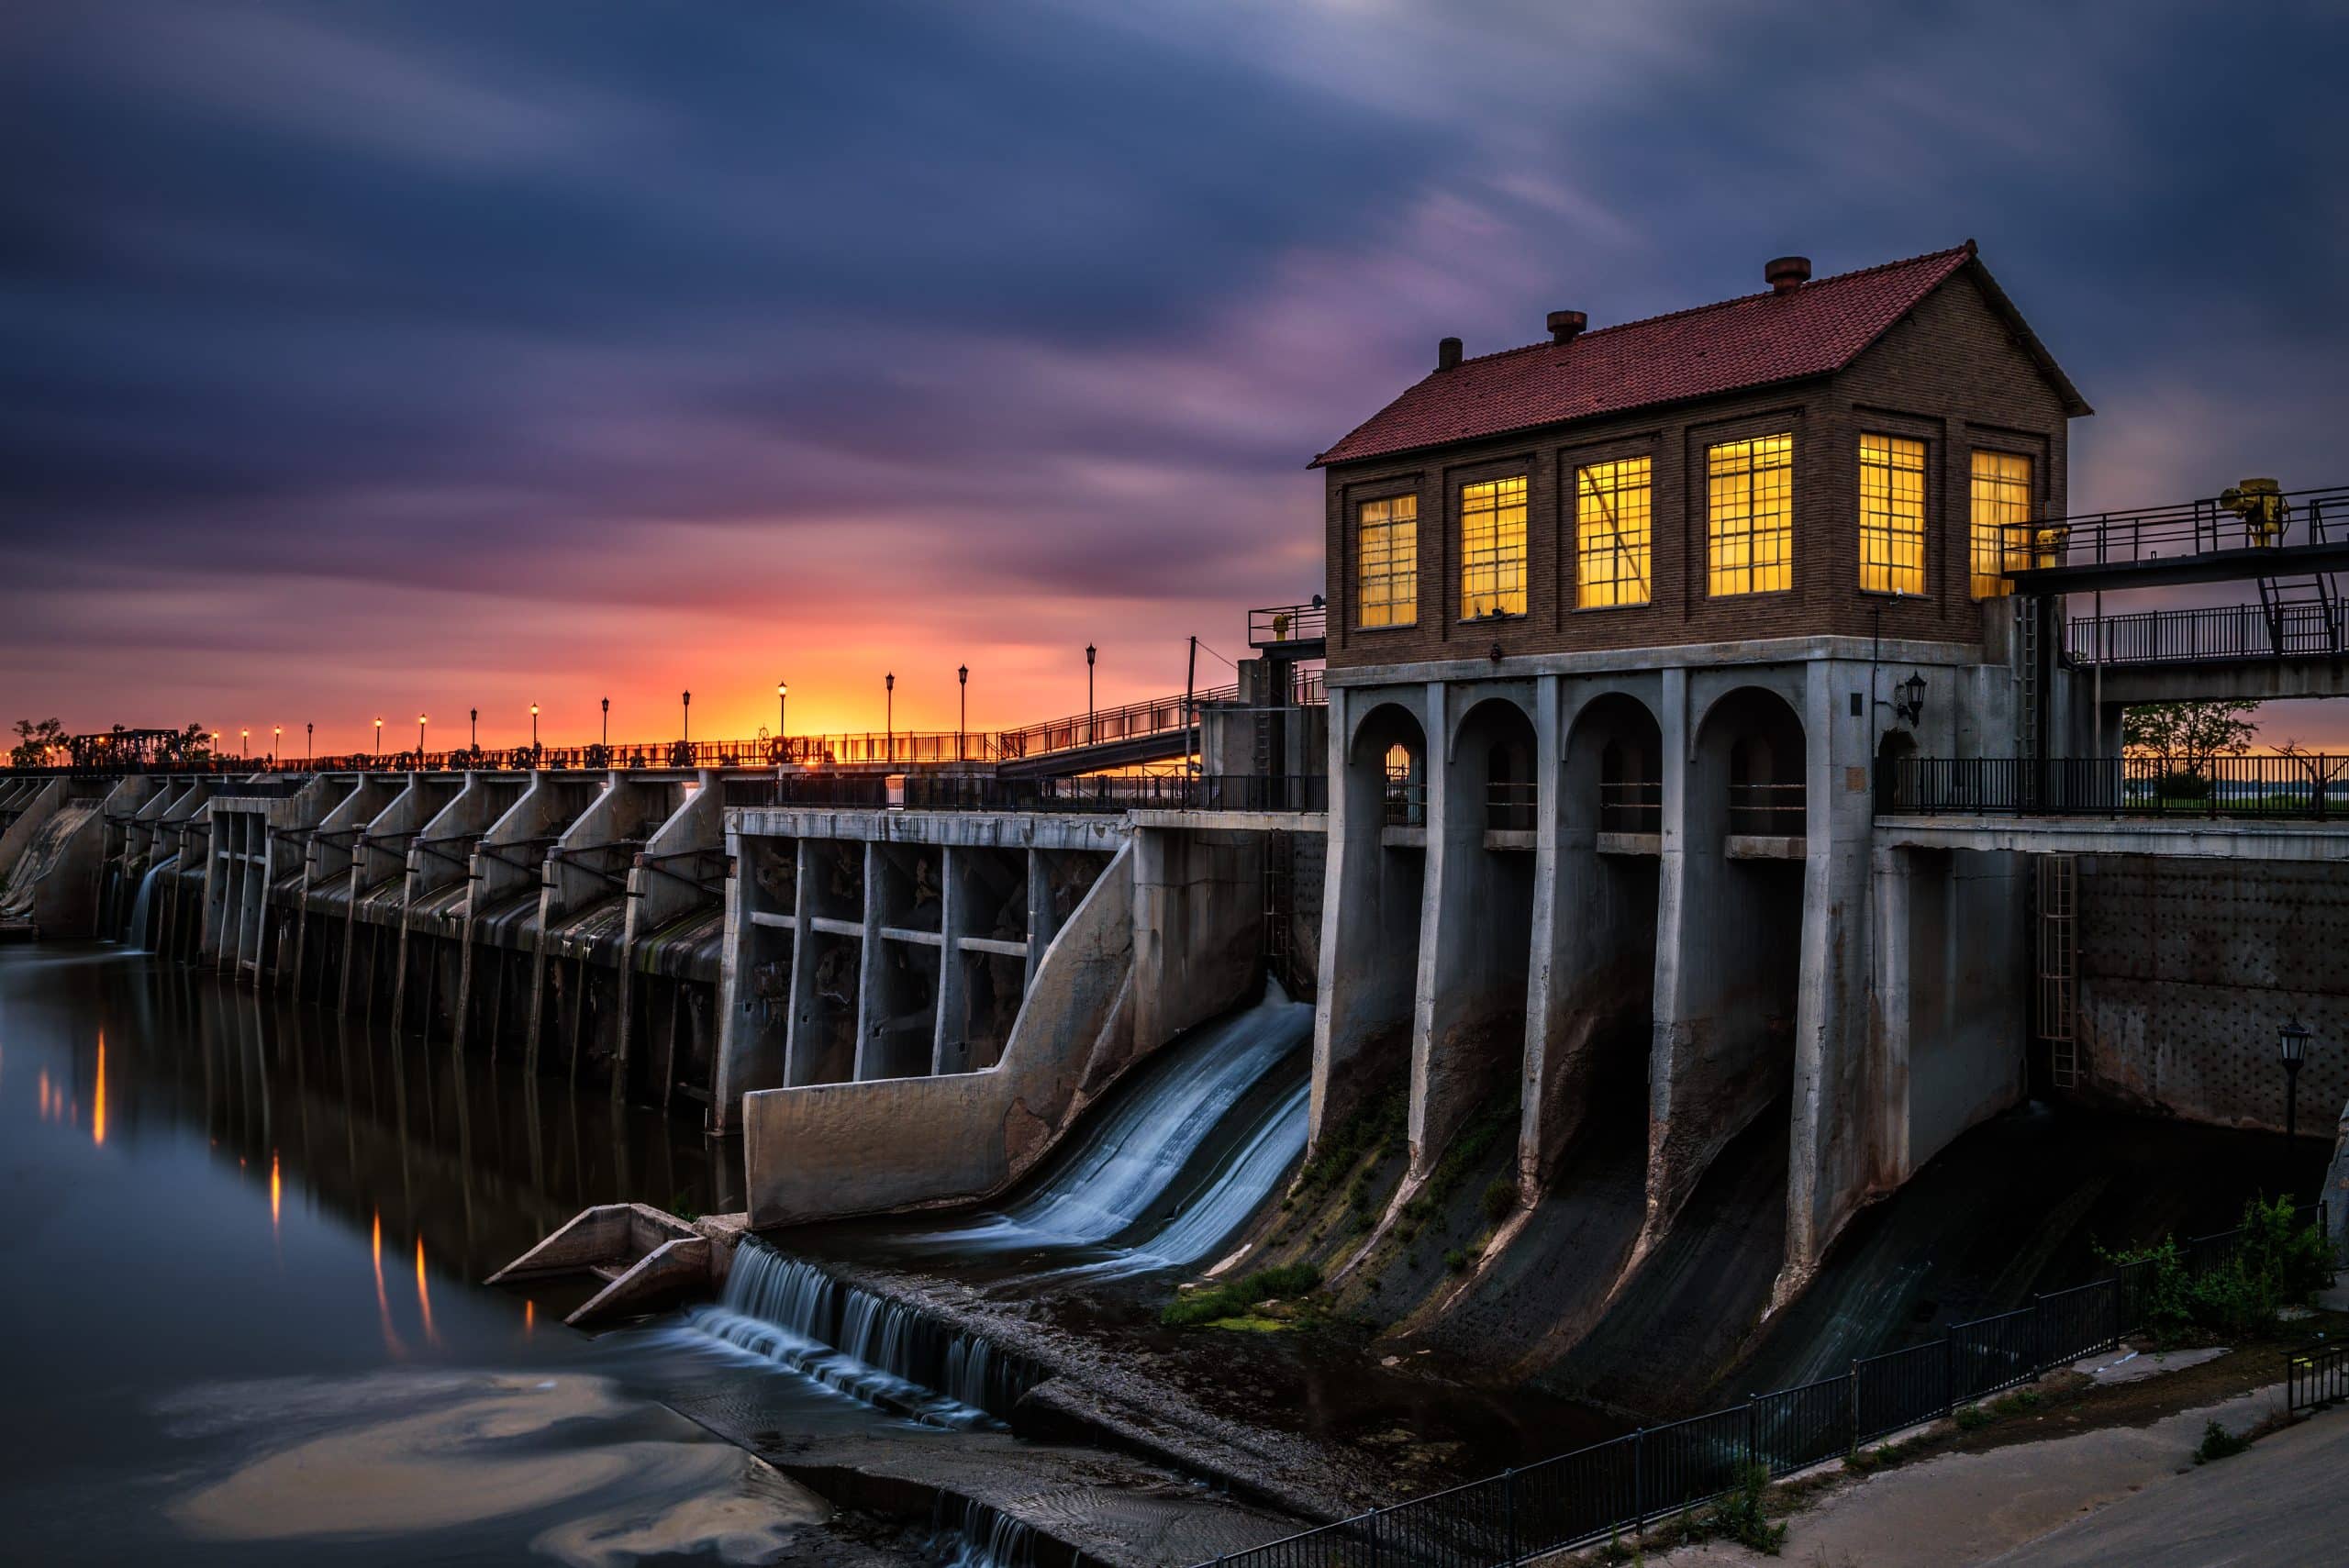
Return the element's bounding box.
[10,717,64,769]
[2122,700,2259,786]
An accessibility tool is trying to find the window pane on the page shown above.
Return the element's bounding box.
[1707,434,1793,595]
[1357,493,1419,628]
[1461,475,1528,619]
[1970,450,2032,598]
[1576,457,1652,607]
[1859,434,1926,595]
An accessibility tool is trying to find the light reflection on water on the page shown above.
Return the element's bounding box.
[0,941,926,1566]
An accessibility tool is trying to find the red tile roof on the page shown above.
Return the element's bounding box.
[1311,242,2085,468]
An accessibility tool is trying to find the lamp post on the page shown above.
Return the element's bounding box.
[1086,642,1097,746]
[600,697,608,749]
[417,713,427,758]
[682,691,691,751]
[240,727,249,761]
[273,725,281,766]
[374,717,383,759]
[777,679,788,762]
[885,673,895,761]
[306,721,312,766]
[957,664,968,763]
[2278,1017,2311,1140]
[470,707,478,750]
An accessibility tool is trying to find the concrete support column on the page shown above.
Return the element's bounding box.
[934,845,970,1073]
[1870,842,1913,1186]
[1785,662,1879,1283]
[1644,664,1711,1231]
[782,838,826,1084]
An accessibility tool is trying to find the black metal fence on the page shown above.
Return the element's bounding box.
[719,773,1329,815]
[1999,483,2349,571]
[2287,1340,2347,1415]
[1881,755,2349,820]
[1200,1203,2327,1568]
[2067,603,2346,665]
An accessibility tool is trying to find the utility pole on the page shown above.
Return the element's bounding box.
[1186,634,1198,777]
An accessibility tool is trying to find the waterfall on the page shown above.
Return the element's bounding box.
[929,1496,1037,1568]
[929,979,1312,1260]
[672,1239,1036,1429]
[126,853,177,950]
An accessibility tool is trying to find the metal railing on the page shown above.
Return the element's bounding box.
[1251,601,1328,647]
[1728,781,1805,836]
[1384,782,1427,827]
[2001,483,2349,571]
[2287,1340,2347,1415]
[1202,1203,2325,1568]
[1598,781,1663,834]
[1486,781,1537,832]
[996,684,1238,761]
[722,773,1328,815]
[1881,755,2349,820]
[2066,603,2346,665]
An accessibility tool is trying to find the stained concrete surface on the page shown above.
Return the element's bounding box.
[1650,1387,2316,1568]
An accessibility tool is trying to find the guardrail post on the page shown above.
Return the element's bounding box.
[1747,1392,1760,1473]
[1366,1506,1379,1568]
[1632,1427,1644,1534]
[1504,1467,1519,1566]
[1943,1333,1956,1417]
[1848,1360,1861,1453]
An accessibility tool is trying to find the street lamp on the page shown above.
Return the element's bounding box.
[470,707,478,750]
[1086,642,1097,746]
[306,721,312,766]
[957,664,968,762]
[240,727,249,760]
[600,696,608,748]
[529,702,540,762]
[777,679,788,761]
[374,717,383,758]
[885,673,895,760]
[2278,1018,2312,1140]
[682,690,691,751]
[273,725,281,765]
[418,713,427,757]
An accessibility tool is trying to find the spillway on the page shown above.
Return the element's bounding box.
[125,852,176,949]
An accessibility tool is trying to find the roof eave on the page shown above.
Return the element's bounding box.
[1960,253,2093,418]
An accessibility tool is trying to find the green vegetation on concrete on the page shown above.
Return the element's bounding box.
[2192,1418,2250,1464]
[2100,1195,2334,1344]
[1161,1262,1320,1329]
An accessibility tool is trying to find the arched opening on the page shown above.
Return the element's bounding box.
[1709,688,1808,840]
[1527,691,1665,1187]
[1876,728,1916,812]
[1319,701,1431,1138]
[1416,696,1540,1170]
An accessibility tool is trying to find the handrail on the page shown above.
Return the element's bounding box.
[1880,755,2349,820]
[2003,482,2349,572]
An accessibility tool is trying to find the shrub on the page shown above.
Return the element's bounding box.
[2100,1195,2332,1344]
[2193,1419,2250,1464]
[1160,1262,1320,1329]
[1443,1247,1470,1273]
[1481,1178,1518,1222]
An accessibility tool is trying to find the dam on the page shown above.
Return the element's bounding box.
[6,242,2348,1564]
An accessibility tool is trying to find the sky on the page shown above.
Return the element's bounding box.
[6,0,2348,752]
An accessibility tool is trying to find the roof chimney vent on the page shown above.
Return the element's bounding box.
[1546,309,1587,344]
[1765,255,1811,293]
[1437,336,1463,372]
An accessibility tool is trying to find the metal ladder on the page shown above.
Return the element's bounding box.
[1262,831,1297,994]
[2255,569,2343,657]
[2036,854,2079,1090]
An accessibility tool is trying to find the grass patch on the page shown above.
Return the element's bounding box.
[1649,1463,1787,1555]
[1294,1079,1407,1202]
[1481,1178,1518,1222]
[1203,1315,1291,1333]
[1161,1262,1321,1329]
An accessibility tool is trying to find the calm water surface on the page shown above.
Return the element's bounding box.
[0,942,934,1566]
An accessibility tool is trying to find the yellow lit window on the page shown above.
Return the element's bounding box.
[1575,457,1652,607]
[1356,495,1419,628]
[1707,434,1793,595]
[1460,475,1528,618]
[1859,435,1926,595]
[1970,450,2033,597]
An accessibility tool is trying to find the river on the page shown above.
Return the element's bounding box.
[0,941,946,1567]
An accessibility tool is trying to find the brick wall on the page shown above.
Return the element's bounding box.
[1321,269,2074,670]
[2074,856,2349,1137]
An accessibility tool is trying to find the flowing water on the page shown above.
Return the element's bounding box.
[0,941,966,1566]
[124,852,176,948]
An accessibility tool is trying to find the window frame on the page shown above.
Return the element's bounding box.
[1572,453,1654,611]
[1703,431,1797,599]
[1856,432,1928,597]
[1968,447,2036,600]
[1455,469,1531,623]
[1353,488,1422,630]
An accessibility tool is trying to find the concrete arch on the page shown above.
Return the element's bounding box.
[1344,690,1430,761]
[1566,691,1665,836]
[1693,685,1807,841]
[1442,683,1539,762]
